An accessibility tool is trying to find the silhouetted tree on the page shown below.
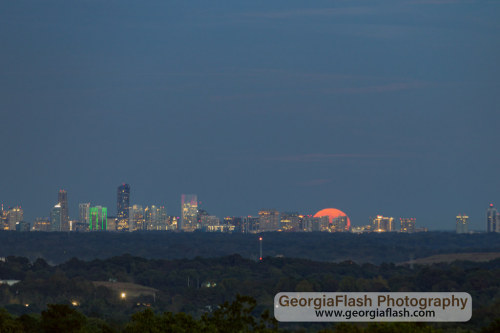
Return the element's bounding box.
[41,304,87,333]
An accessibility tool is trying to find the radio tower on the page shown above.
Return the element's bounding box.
[259,236,263,261]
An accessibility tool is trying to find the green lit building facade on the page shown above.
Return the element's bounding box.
[89,206,107,231]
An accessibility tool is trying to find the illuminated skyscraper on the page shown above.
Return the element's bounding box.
[89,206,107,231]
[33,217,51,232]
[0,205,7,230]
[117,184,130,231]
[117,184,130,220]
[456,214,469,234]
[280,212,300,231]
[371,215,394,232]
[486,204,499,233]
[50,204,62,232]
[331,216,348,232]
[258,209,280,232]
[244,216,260,233]
[222,216,243,233]
[301,215,329,232]
[144,205,167,230]
[400,218,416,233]
[58,190,69,231]
[180,194,198,232]
[79,203,90,225]
[7,207,24,231]
[128,205,144,231]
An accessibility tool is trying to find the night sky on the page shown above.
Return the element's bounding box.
[1,0,499,230]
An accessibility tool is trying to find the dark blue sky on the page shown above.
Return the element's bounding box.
[1,0,499,230]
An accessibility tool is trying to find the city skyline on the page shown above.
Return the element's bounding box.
[1,1,499,231]
[1,186,499,232]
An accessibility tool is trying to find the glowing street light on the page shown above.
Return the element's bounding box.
[121,292,126,299]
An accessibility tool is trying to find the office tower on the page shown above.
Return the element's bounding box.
[58,190,69,231]
[258,209,280,232]
[144,206,153,230]
[33,217,51,232]
[105,217,117,231]
[89,206,107,231]
[498,212,500,233]
[222,216,243,233]
[167,216,178,230]
[50,204,62,231]
[180,194,198,232]
[0,205,7,230]
[198,209,209,224]
[117,184,130,220]
[159,206,168,230]
[79,203,90,225]
[243,216,260,233]
[128,205,144,231]
[456,214,469,234]
[331,216,348,232]
[371,215,394,232]
[201,215,221,231]
[280,212,300,231]
[400,218,416,233]
[301,215,329,232]
[7,206,24,231]
[145,205,166,230]
[15,221,30,232]
[486,204,498,232]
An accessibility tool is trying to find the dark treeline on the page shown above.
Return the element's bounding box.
[0,231,499,264]
[6,297,497,333]
[0,254,499,332]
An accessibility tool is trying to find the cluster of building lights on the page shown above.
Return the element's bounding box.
[1,186,499,234]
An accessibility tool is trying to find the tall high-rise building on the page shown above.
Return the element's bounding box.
[487,204,498,233]
[258,209,280,232]
[117,184,130,231]
[180,194,198,232]
[79,203,90,225]
[89,206,107,231]
[456,214,469,234]
[144,205,167,230]
[159,206,167,230]
[244,216,260,233]
[7,207,24,231]
[371,215,394,232]
[50,204,62,232]
[128,205,144,231]
[331,216,348,232]
[400,218,416,233]
[0,205,8,230]
[58,190,69,231]
[280,212,300,231]
[117,184,130,219]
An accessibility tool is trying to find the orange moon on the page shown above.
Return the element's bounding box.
[313,208,351,231]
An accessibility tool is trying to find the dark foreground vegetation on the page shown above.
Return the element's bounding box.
[4,297,499,333]
[0,254,499,332]
[0,231,499,264]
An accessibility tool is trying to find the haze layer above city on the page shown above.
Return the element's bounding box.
[1,0,499,230]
